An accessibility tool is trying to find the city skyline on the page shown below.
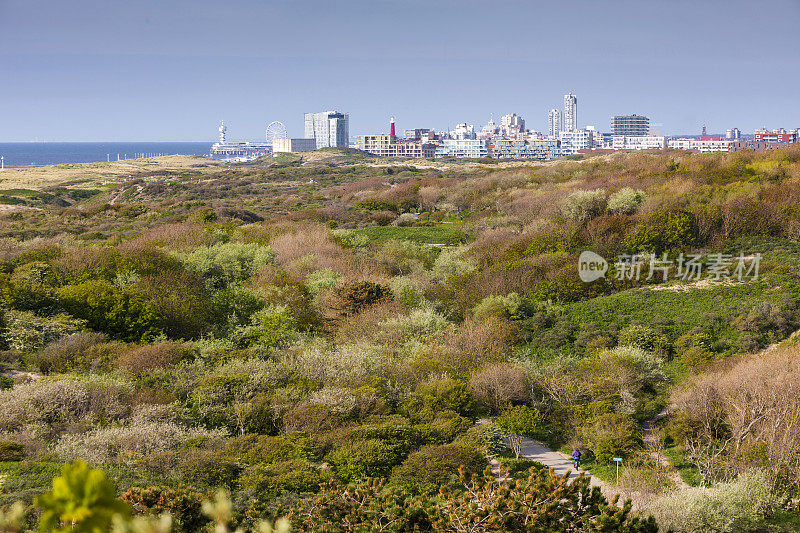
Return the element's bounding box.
[1,0,799,142]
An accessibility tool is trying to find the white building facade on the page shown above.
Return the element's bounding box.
[563,92,578,132]
[273,138,316,153]
[668,138,733,153]
[548,109,561,139]
[559,129,591,154]
[612,135,667,150]
[435,139,488,159]
[304,111,349,149]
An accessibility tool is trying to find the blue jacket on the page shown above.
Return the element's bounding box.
[572,450,581,459]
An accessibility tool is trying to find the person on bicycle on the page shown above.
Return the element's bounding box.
[572,448,581,469]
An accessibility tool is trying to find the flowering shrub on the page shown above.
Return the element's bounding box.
[54,421,227,465]
[0,376,132,433]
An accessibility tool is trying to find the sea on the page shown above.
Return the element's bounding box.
[0,142,213,168]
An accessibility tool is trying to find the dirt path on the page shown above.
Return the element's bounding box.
[642,409,689,490]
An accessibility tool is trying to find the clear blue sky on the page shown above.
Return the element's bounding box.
[1,0,798,141]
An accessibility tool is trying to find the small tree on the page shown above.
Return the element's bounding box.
[493,405,541,459]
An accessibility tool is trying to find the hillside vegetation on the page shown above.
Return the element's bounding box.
[2,146,800,531]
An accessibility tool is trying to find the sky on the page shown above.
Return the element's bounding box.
[0,0,799,142]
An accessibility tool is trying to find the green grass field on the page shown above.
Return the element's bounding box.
[338,224,469,245]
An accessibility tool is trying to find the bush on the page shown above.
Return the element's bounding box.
[618,324,670,355]
[578,412,639,464]
[54,421,227,465]
[221,434,311,465]
[496,457,548,479]
[472,293,535,321]
[0,376,132,433]
[116,341,193,376]
[561,189,607,221]
[390,444,487,491]
[328,438,407,482]
[232,305,298,350]
[35,332,108,374]
[468,363,530,413]
[404,378,478,420]
[623,209,696,254]
[494,405,541,459]
[650,471,779,533]
[175,242,275,286]
[238,460,328,495]
[58,280,163,342]
[607,188,646,215]
[3,309,86,353]
[120,485,209,533]
[0,440,24,461]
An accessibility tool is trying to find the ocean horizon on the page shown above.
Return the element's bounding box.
[0,142,213,167]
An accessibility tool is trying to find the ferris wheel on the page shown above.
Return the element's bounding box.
[265,121,288,144]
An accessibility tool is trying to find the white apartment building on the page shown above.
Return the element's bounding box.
[492,138,560,160]
[559,129,591,154]
[450,123,477,140]
[668,138,733,153]
[612,135,667,150]
[435,139,488,159]
[304,111,349,149]
[548,109,561,139]
[564,93,578,132]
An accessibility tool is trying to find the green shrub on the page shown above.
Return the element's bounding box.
[623,209,696,254]
[58,281,163,342]
[221,434,311,465]
[497,457,548,479]
[238,460,328,495]
[0,440,24,461]
[3,309,86,352]
[494,405,542,458]
[328,438,407,481]
[561,189,607,221]
[0,375,13,390]
[390,443,486,491]
[175,242,275,286]
[607,188,646,215]
[120,485,209,533]
[578,412,639,464]
[618,324,670,355]
[651,471,780,533]
[404,378,478,419]
[681,345,714,369]
[178,449,241,489]
[232,304,298,350]
[36,460,131,533]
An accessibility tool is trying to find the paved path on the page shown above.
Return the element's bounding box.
[479,420,610,496]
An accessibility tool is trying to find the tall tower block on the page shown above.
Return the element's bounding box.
[563,93,578,132]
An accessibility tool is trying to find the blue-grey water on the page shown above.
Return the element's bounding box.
[0,142,213,167]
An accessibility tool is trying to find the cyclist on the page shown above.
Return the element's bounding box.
[572,448,581,469]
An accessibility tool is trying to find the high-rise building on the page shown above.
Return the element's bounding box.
[725,127,741,140]
[304,111,349,149]
[548,109,561,138]
[563,93,578,132]
[500,113,525,136]
[612,115,650,136]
